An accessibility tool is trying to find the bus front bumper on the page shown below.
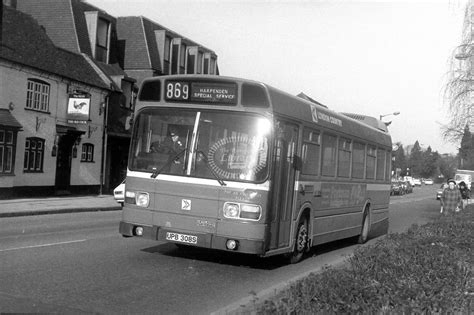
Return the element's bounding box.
[119,221,265,255]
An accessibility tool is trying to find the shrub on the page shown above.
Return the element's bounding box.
[249,211,473,314]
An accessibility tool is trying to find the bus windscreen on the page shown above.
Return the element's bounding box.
[129,108,270,182]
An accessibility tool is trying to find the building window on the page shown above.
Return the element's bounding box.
[197,51,203,74]
[180,43,187,74]
[81,143,94,162]
[164,36,171,62]
[96,18,109,63]
[0,129,17,174]
[210,57,216,75]
[24,137,44,172]
[171,41,180,75]
[203,53,210,74]
[186,48,195,74]
[26,79,50,112]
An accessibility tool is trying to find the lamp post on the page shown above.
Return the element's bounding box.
[380,111,400,121]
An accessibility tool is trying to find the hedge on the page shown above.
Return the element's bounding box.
[248,210,473,314]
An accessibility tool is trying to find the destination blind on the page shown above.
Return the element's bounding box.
[165,80,237,105]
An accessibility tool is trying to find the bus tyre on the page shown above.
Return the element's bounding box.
[288,217,308,264]
[358,208,370,244]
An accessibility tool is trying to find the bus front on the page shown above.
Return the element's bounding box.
[119,76,273,255]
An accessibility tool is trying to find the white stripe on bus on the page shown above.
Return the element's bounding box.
[294,181,390,191]
[127,170,270,190]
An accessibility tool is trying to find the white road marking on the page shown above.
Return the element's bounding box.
[0,239,87,252]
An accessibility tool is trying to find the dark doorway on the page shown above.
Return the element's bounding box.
[106,136,130,193]
[55,134,75,193]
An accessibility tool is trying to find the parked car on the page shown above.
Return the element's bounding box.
[403,176,415,187]
[403,181,413,193]
[436,184,446,200]
[424,178,434,185]
[413,178,422,186]
[391,180,405,195]
[113,179,125,206]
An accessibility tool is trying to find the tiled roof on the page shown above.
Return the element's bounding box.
[0,6,109,90]
[0,109,23,129]
[117,16,218,73]
[97,61,127,77]
[117,16,153,70]
[16,0,85,54]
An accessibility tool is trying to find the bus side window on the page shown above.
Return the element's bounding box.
[337,138,351,178]
[352,142,365,179]
[321,133,337,177]
[302,128,320,176]
[366,146,376,179]
[376,148,386,180]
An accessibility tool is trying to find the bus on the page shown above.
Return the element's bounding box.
[119,75,392,263]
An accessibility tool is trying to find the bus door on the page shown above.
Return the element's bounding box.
[268,120,299,249]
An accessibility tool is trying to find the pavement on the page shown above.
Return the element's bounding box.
[0,194,122,218]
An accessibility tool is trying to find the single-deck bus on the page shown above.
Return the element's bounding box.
[119,75,392,263]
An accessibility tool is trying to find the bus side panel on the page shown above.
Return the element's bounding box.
[369,209,389,239]
[311,212,362,245]
[366,183,390,209]
[296,181,389,245]
[367,182,390,237]
[301,181,366,238]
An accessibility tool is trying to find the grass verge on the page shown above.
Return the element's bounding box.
[246,210,473,314]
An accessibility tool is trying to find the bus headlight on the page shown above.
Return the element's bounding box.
[125,191,136,204]
[136,192,150,207]
[240,204,261,220]
[223,202,261,221]
[223,203,239,218]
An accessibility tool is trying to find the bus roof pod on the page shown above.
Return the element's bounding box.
[341,113,389,133]
[296,92,328,108]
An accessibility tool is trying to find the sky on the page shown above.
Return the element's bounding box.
[88,0,467,154]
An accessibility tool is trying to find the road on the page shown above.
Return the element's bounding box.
[0,185,441,314]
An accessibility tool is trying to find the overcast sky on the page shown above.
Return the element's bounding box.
[88,0,467,154]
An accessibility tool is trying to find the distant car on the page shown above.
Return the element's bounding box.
[403,181,413,194]
[436,184,446,200]
[391,180,404,195]
[424,178,434,185]
[113,179,125,206]
[413,178,422,186]
[403,176,415,187]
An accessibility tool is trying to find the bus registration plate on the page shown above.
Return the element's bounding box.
[166,232,198,244]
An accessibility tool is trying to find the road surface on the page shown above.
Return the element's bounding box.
[0,185,440,314]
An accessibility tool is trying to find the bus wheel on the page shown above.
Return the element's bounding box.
[288,217,308,264]
[358,207,370,244]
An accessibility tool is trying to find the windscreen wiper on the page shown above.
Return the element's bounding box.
[196,151,226,186]
[150,149,187,179]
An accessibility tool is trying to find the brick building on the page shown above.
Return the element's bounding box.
[0,0,219,197]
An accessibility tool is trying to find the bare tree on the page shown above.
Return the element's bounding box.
[444,0,474,143]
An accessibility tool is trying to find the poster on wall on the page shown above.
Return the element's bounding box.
[67,93,90,124]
